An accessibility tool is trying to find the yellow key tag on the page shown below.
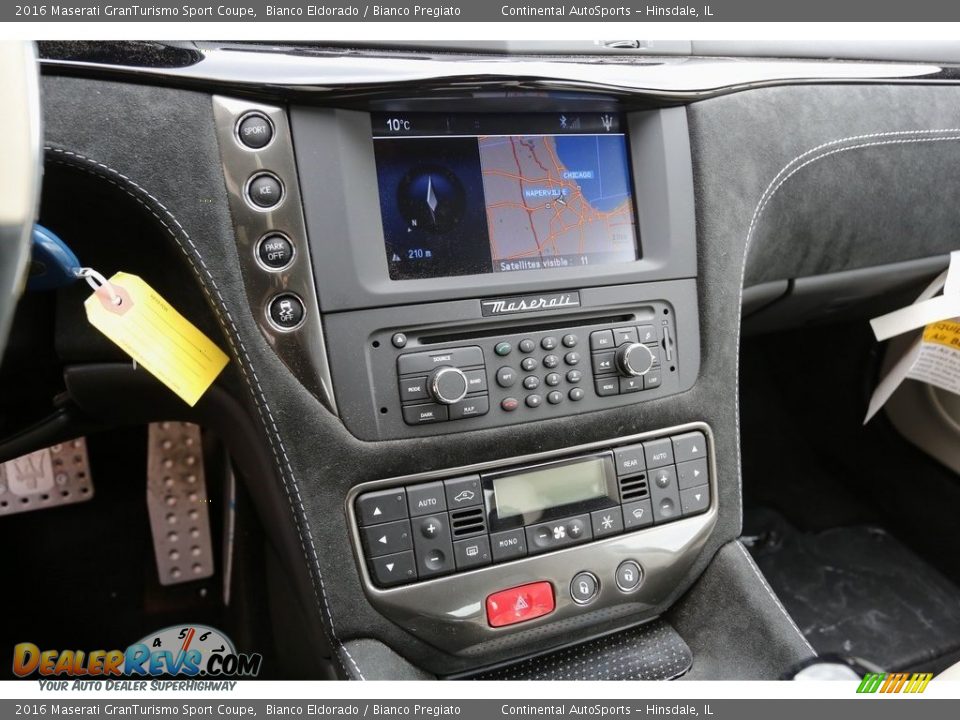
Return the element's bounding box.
[84,272,229,407]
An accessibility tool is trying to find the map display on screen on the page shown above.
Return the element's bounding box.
[372,113,640,280]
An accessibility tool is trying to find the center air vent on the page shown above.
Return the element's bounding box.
[619,472,649,503]
[450,506,486,538]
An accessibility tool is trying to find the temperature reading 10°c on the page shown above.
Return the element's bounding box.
[385,118,412,133]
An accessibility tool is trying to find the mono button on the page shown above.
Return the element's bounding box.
[246,172,283,209]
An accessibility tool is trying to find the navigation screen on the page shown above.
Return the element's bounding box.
[372,113,640,280]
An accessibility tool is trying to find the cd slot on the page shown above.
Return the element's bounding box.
[420,312,643,346]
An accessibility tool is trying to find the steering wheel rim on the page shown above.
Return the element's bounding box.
[0,41,42,355]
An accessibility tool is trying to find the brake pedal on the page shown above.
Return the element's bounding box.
[0,438,94,515]
[146,422,215,585]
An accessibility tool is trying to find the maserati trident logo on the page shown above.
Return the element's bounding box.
[480,292,581,317]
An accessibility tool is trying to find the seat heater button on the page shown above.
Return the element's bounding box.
[407,482,447,517]
[616,560,644,592]
[486,581,555,627]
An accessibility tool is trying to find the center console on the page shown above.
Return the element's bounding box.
[212,93,706,660]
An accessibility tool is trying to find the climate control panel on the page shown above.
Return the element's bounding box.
[353,429,710,588]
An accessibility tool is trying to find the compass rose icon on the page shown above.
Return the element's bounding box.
[397,164,466,234]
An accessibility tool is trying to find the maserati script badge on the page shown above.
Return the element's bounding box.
[480,292,581,317]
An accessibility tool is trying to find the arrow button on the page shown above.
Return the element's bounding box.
[679,485,710,517]
[370,551,416,587]
[361,518,412,558]
[677,458,709,490]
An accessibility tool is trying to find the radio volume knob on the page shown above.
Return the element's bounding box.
[428,367,469,405]
[616,343,655,377]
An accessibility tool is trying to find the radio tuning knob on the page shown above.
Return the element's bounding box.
[428,366,469,405]
[615,343,655,377]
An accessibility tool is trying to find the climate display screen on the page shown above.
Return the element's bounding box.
[372,113,640,280]
[492,456,614,520]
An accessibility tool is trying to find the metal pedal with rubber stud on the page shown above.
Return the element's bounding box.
[146,422,215,585]
[0,438,94,515]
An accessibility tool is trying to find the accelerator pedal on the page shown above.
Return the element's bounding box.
[0,438,94,515]
[146,422,215,585]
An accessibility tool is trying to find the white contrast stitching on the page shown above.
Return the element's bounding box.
[735,130,960,531]
[44,147,366,681]
[735,541,816,656]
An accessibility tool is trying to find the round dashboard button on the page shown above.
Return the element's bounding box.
[268,294,305,330]
[523,376,540,391]
[545,373,561,387]
[543,354,559,369]
[541,336,558,350]
[257,234,294,269]
[237,113,274,149]
[570,571,599,604]
[521,357,538,372]
[519,339,535,353]
[391,333,407,348]
[569,387,585,401]
[562,334,578,348]
[526,394,542,408]
[247,172,283,209]
[496,367,517,388]
[616,561,644,593]
[501,397,519,412]
[547,391,563,404]
[495,341,512,356]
